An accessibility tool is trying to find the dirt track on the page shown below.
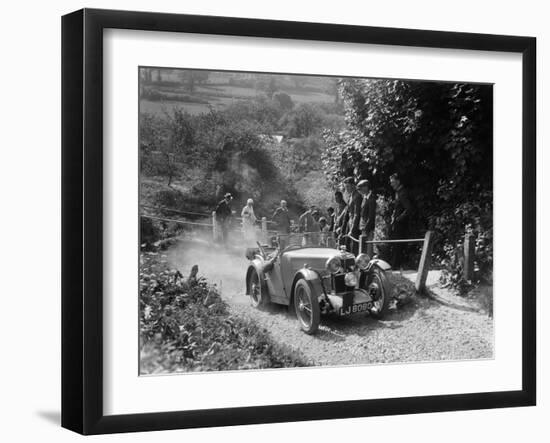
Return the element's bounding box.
[166,238,494,366]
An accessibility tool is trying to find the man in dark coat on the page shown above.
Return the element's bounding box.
[326,207,335,231]
[215,193,233,245]
[357,179,377,257]
[389,173,412,268]
[298,205,317,233]
[271,199,291,234]
[343,177,362,255]
[333,191,347,245]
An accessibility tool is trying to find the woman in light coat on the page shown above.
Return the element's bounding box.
[241,198,257,246]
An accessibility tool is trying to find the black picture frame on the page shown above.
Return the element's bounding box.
[61,8,536,435]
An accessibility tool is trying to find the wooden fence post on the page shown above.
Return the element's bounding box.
[261,217,267,243]
[212,211,217,242]
[415,231,434,293]
[359,234,365,254]
[464,232,475,282]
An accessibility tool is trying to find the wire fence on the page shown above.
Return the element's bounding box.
[140,204,277,225]
[140,206,435,291]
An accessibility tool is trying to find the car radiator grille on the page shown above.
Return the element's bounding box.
[333,274,355,293]
[342,257,355,270]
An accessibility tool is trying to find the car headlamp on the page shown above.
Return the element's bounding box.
[325,256,342,273]
[355,253,371,270]
[344,272,358,287]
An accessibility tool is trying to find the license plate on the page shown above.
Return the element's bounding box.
[339,302,372,316]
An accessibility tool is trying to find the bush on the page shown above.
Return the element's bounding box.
[139,252,311,373]
[437,197,493,292]
[140,216,162,247]
[322,79,493,290]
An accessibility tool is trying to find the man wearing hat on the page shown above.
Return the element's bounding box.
[298,205,317,233]
[271,199,291,234]
[357,179,377,257]
[215,193,233,245]
[342,177,362,255]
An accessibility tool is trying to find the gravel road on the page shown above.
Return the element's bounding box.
[166,239,494,366]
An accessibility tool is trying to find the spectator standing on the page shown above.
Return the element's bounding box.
[357,179,377,257]
[389,173,412,268]
[334,190,347,220]
[298,205,317,233]
[326,207,336,231]
[334,190,348,245]
[343,177,362,255]
[271,200,291,234]
[319,216,330,246]
[241,198,257,246]
[309,210,321,245]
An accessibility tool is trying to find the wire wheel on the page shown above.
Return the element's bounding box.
[247,268,268,308]
[367,268,389,319]
[293,279,320,334]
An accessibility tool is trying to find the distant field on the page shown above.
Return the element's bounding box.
[285,90,334,104]
[140,81,335,118]
[141,99,225,117]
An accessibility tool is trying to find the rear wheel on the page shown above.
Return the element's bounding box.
[367,268,390,319]
[293,279,320,334]
[247,268,269,309]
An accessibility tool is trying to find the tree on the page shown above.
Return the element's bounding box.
[177,70,210,92]
[281,103,324,138]
[273,92,294,111]
[322,78,493,285]
[224,97,283,132]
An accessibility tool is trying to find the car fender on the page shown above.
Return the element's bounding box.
[368,259,393,294]
[370,258,392,271]
[290,268,325,304]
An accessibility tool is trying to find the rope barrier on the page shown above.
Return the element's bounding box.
[341,234,425,244]
[140,204,210,218]
[140,214,213,227]
[364,238,425,244]
[140,204,276,224]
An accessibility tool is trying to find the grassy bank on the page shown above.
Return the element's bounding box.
[140,250,311,373]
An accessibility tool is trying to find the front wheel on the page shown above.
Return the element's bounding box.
[293,279,320,334]
[367,268,390,319]
[247,268,269,309]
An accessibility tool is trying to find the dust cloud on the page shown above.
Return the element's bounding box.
[165,232,250,304]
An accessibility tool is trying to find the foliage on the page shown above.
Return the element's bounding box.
[176,70,210,92]
[223,98,283,132]
[294,170,335,210]
[273,92,294,111]
[139,252,311,373]
[254,75,279,99]
[280,103,325,138]
[139,74,349,227]
[271,136,325,181]
[140,103,305,217]
[140,216,163,247]
[322,79,493,286]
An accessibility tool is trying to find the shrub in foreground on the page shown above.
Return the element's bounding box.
[139,252,311,373]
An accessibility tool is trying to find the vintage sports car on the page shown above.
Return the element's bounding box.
[245,233,393,334]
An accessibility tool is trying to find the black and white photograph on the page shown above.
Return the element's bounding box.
[138,68,494,374]
[1,0,545,440]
